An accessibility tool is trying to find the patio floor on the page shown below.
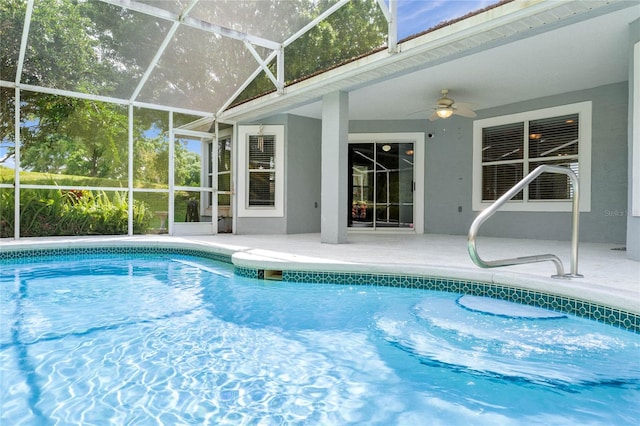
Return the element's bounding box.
[2,233,638,314]
[192,233,639,314]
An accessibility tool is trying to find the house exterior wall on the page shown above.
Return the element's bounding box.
[234,115,288,235]
[350,82,629,244]
[627,18,640,260]
[236,83,628,244]
[471,82,628,244]
[286,115,322,234]
[234,114,322,235]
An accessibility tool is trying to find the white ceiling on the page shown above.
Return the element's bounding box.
[282,4,638,121]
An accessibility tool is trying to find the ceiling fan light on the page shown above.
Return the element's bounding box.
[436,107,454,119]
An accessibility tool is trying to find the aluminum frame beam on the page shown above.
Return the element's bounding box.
[15,0,34,84]
[376,0,397,53]
[100,0,280,50]
[218,0,352,116]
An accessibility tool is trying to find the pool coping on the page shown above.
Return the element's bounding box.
[1,236,638,332]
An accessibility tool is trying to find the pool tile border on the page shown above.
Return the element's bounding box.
[0,246,232,265]
[2,247,637,333]
[235,267,640,333]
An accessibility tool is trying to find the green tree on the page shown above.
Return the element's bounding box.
[174,142,201,187]
[63,100,128,178]
[134,135,169,186]
[0,0,167,174]
[235,0,387,103]
[1,0,99,155]
[2,0,388,172]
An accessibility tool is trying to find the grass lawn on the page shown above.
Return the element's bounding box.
[0,167,196,231]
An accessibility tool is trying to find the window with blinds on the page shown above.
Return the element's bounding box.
[248,134,276,207]
[237,124,284,218]
[481,113,579,203]
[473,102,591,212]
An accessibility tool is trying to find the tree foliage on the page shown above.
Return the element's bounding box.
[235,0,387,103]
[1,0,387,179]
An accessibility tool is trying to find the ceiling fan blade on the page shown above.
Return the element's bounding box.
[454,109,477,118]
[428,111,439,121]
[453,103,477,118]
[407,108,430,117]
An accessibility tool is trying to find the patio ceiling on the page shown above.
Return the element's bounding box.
[220,0,640,122]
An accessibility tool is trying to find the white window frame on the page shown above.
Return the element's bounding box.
[633,41,640,217]
[472,102,592,212]
[237,124,284,217]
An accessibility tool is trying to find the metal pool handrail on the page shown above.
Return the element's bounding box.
[468,165,582,279]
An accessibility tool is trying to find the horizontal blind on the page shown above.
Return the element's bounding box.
[248,135,275,207]
[482,122,524,201]
[528,113,579,200]
[481,113,580,202]
[482,122,524,162]
[482,163,524,201]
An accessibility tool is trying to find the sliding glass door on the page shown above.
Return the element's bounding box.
[348,142,414,229]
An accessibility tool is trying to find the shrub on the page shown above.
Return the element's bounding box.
[0,189,152,238]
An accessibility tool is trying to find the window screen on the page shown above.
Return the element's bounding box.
[248,134,275,207]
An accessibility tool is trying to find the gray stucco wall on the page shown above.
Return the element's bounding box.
[351,82,629,244]
[474,83,628,244]
[285,114,322,233]
[235,114,322,235]
[238,83,629,244]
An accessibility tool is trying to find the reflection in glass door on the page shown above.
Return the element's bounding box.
[348,142,414,229]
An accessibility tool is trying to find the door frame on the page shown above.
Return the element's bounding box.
[348,132,424,233]
[170,128,216,236]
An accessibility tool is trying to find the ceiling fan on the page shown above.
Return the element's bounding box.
[428,89,477,121]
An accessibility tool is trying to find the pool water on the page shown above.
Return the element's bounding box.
[1,254,639,425]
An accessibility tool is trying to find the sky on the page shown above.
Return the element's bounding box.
[395,0,499,40]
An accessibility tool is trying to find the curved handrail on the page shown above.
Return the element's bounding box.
[468,165,581,279]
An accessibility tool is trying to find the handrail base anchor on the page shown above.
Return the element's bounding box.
[565,273,584,278]
[551,273,584,279]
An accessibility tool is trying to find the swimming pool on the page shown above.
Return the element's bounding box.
[1,252,639,425]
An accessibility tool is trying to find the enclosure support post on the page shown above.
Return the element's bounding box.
[13,87,20,240]
[321,91,349,244]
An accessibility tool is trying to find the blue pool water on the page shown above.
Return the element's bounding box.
[1,254,639,425]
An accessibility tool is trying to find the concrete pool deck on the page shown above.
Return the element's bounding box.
[1,233,638,314]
